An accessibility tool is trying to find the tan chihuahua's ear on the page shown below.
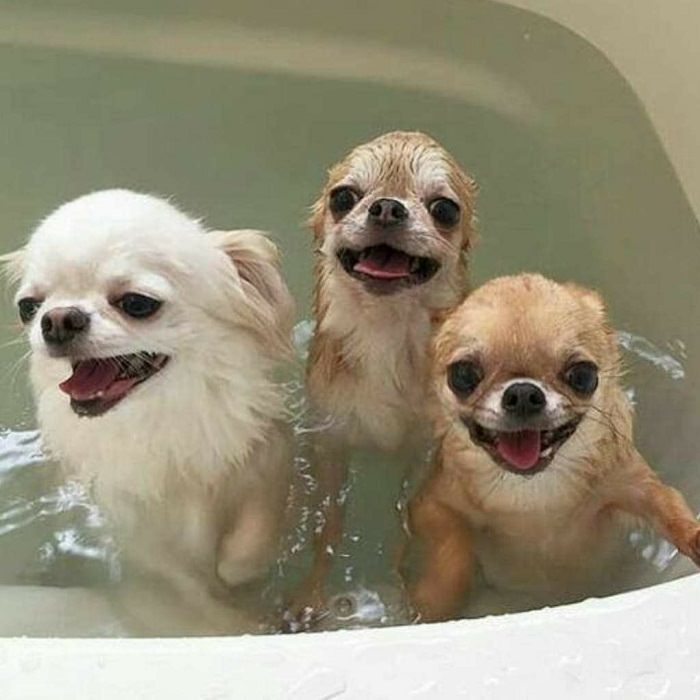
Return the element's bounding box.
[211,229,295,357]
[564,282,618,348]
[564,282,606,315]
[0,248,26,286]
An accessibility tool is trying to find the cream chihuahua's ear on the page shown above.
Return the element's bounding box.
[0,248,26,286]
[210,229,295,357]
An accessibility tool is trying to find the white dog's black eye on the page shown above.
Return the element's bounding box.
[17,297,42,324]
[329,187,360,217]
[564,361,598,396]
[428,198,460,227]
[116,293,162,319]
[447,361,482,397]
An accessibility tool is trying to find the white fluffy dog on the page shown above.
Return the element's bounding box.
[4,189,295,634]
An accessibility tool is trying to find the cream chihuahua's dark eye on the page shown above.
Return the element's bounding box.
[17,297,42,324]
[115,293,162,319]
[329,186,360,216]
[428,198,460,227]
[447,360,482,397]
[564,361,599,396]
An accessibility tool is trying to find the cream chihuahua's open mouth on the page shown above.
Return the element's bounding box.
[59,353,169,417]
[466,418,582,475]
[337,244,440,292]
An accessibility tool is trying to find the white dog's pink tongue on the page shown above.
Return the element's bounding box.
[354,247,411,279]
[496,430,542,470]
[59,360,137,402]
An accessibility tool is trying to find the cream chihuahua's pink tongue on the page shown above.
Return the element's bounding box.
[59,360,138,402]
[354,248,411,279]
[496,430,542,470]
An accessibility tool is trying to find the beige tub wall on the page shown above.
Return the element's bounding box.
[504,0,700,222]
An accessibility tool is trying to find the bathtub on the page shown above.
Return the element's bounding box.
[1,0,699,697]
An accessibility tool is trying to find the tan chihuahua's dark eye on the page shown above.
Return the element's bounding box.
[428,198,460,227]
[115,293,162,319]
[564,361,598,396]
[329,187,360,217]
[447,361,482,397]
[18,297,42,324]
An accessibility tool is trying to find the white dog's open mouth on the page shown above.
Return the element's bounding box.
[59,353,169,417]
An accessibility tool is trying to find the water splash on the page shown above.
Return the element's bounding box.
[292,319,315,361]
[0,429,44,474]
[0,428,119,587]
[618,331,685,380]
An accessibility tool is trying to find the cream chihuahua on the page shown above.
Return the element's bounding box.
[407,274,700,621]
[288,132,477,626]
[4,190,295,634]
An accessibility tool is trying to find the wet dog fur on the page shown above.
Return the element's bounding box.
[407,274,700,621]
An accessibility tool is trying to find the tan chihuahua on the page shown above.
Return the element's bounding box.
[408,274,700,622]
[287,132,477,627]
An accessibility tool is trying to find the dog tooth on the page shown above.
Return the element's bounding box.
[410,258,421,273]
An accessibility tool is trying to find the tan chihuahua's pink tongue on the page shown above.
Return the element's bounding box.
[496,430,542,470]
[354,248,411,279]
[59,360,137,402]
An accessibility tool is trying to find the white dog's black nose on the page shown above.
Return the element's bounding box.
[502,382,546,417]
[367,198,408,227]
[41,307,90,345]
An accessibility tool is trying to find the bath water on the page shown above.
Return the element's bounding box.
[0,0,698,635]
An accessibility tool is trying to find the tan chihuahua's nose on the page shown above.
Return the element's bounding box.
[367,197,408,227]
[41,306,90,345]
[502,381,546,418]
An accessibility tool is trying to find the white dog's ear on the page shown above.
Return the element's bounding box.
[210,229,295,357]
[0,248,26,286]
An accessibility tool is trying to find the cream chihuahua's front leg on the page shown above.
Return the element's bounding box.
[217,480,289,588]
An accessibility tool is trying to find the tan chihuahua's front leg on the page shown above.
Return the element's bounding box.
[407,491,474,622]
[610,448,700,565]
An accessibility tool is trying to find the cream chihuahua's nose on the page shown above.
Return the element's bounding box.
[502,381,546,418]
[367,198,408,227]
[41,306,90,345]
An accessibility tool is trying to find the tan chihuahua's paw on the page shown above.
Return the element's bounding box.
[281,590,329,633]
[674,522,700,566]
[408,584,450,624]
[689,527,700,566]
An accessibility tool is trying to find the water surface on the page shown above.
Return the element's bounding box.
[0,0,698,635]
